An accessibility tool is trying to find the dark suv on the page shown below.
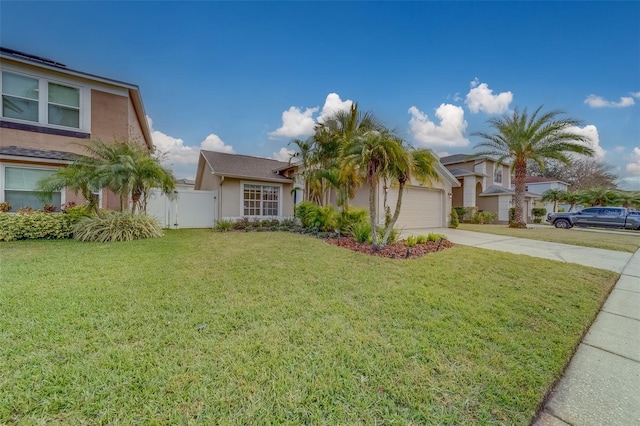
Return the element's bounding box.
[546,207,640,230]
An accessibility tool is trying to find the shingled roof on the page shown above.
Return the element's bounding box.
[200,151,292,183]
[0,146,79,161]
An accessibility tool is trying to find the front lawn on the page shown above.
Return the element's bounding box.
[1,230,617,424]
[459,223,640,253]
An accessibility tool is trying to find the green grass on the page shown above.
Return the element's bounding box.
[459,223,640,253]
[0,230,617,424]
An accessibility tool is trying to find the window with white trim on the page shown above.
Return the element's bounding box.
[1,71,81,129]
[243,184,280,216]
[494,168,502,184]
[3,166,61,210]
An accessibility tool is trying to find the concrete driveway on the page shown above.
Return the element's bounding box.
[402,227,633,273]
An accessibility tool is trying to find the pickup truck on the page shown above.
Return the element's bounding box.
[546,207,640,230]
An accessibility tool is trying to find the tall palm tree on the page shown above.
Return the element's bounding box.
[540,188,566,213]
[473,106,594,228]
[341,128,406,247]
[311,103,384,208]
[381,147,440,245]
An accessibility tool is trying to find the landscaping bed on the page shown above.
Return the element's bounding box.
[325,236,454,258]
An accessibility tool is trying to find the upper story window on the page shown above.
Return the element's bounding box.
[494,168,503,184]
[1,71,81,129]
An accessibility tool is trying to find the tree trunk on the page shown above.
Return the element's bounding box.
[382,178,406,245]
[368,164,379,247]
[511,158,527,228]
[131,191,141,214]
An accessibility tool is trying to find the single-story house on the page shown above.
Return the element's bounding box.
[194,150,460,229]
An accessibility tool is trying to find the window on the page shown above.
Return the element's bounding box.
[2,72,39,122]
[243,184,280,216]
[494,168,502,184]
[1,71,81,129]
[4,166,61,210]
[48,82,79,127]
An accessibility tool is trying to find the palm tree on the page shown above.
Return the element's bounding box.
[37,155,103,216]
[560,190,582,212]
[311,103,384,208]
[381,147,440,245]
[39,139,176,215]
[578,187,620,207]
[341,128,406,247]
[540,188,566,213]
[473,106,594,228]
[616,190,640,209]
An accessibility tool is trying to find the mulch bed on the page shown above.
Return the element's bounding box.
[324,236,454,259]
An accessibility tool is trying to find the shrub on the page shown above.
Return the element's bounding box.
[350,222,371,243]
[377,226,399,244]
[214,219,234,232]
[337,208,368,234]
[449,208,459,228]
[43,204,58,213]
[472,211,497,224]
[62,205,93,224]
[427,233,447,242]
[406,235,417,247]
[532,207,547,224]
[294,201,318,228]
[305,205,338,232]
[0,211,73,241]
[454,206,476,223]
[73,212,163,242]
[233,217,251,230]
[0,202,11,212]
[416,234,428,244]
[281,217,296,228]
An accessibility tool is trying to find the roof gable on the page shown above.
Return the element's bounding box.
[199,151,292,182]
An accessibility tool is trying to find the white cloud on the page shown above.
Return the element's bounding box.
[465,79,513,114]
[408,104,470,148]
[268,106,318,139]
[626,147,640,176]
[631,92,640,98]
[566,125,605,159]
[614,146,626,153]
[271,147,295,162]
[200,133,234,153]
[147,116,233,178]
[269,93,354,139]
[317,93,353,123]
[584,94,635,108]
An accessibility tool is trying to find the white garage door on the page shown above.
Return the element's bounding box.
[387,186,443,229]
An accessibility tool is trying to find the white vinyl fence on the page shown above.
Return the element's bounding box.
[147,188,217,229]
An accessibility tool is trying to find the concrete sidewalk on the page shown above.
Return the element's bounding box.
[404,228,639,425]
[534,249,640,426]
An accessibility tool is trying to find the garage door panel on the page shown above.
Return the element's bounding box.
[387,186,442,228]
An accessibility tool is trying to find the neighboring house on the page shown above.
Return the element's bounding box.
[522,176,570,214]
[194,150,295,220]
[440,153,539,223]
[195,150,460,229]
[0,47,153,211]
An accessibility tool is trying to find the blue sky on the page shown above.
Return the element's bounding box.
[2,1,639,188]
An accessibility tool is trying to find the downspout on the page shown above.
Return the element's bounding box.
[218,175,224,222]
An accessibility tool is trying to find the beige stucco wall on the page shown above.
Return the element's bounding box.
[477,196,498,216]
[217,177,294,219]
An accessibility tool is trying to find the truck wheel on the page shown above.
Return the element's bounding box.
[554,219,571,229]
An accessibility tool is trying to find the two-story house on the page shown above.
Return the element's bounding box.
[522,176,570,214]
[0,47,153,211]
[440,153,539,223]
